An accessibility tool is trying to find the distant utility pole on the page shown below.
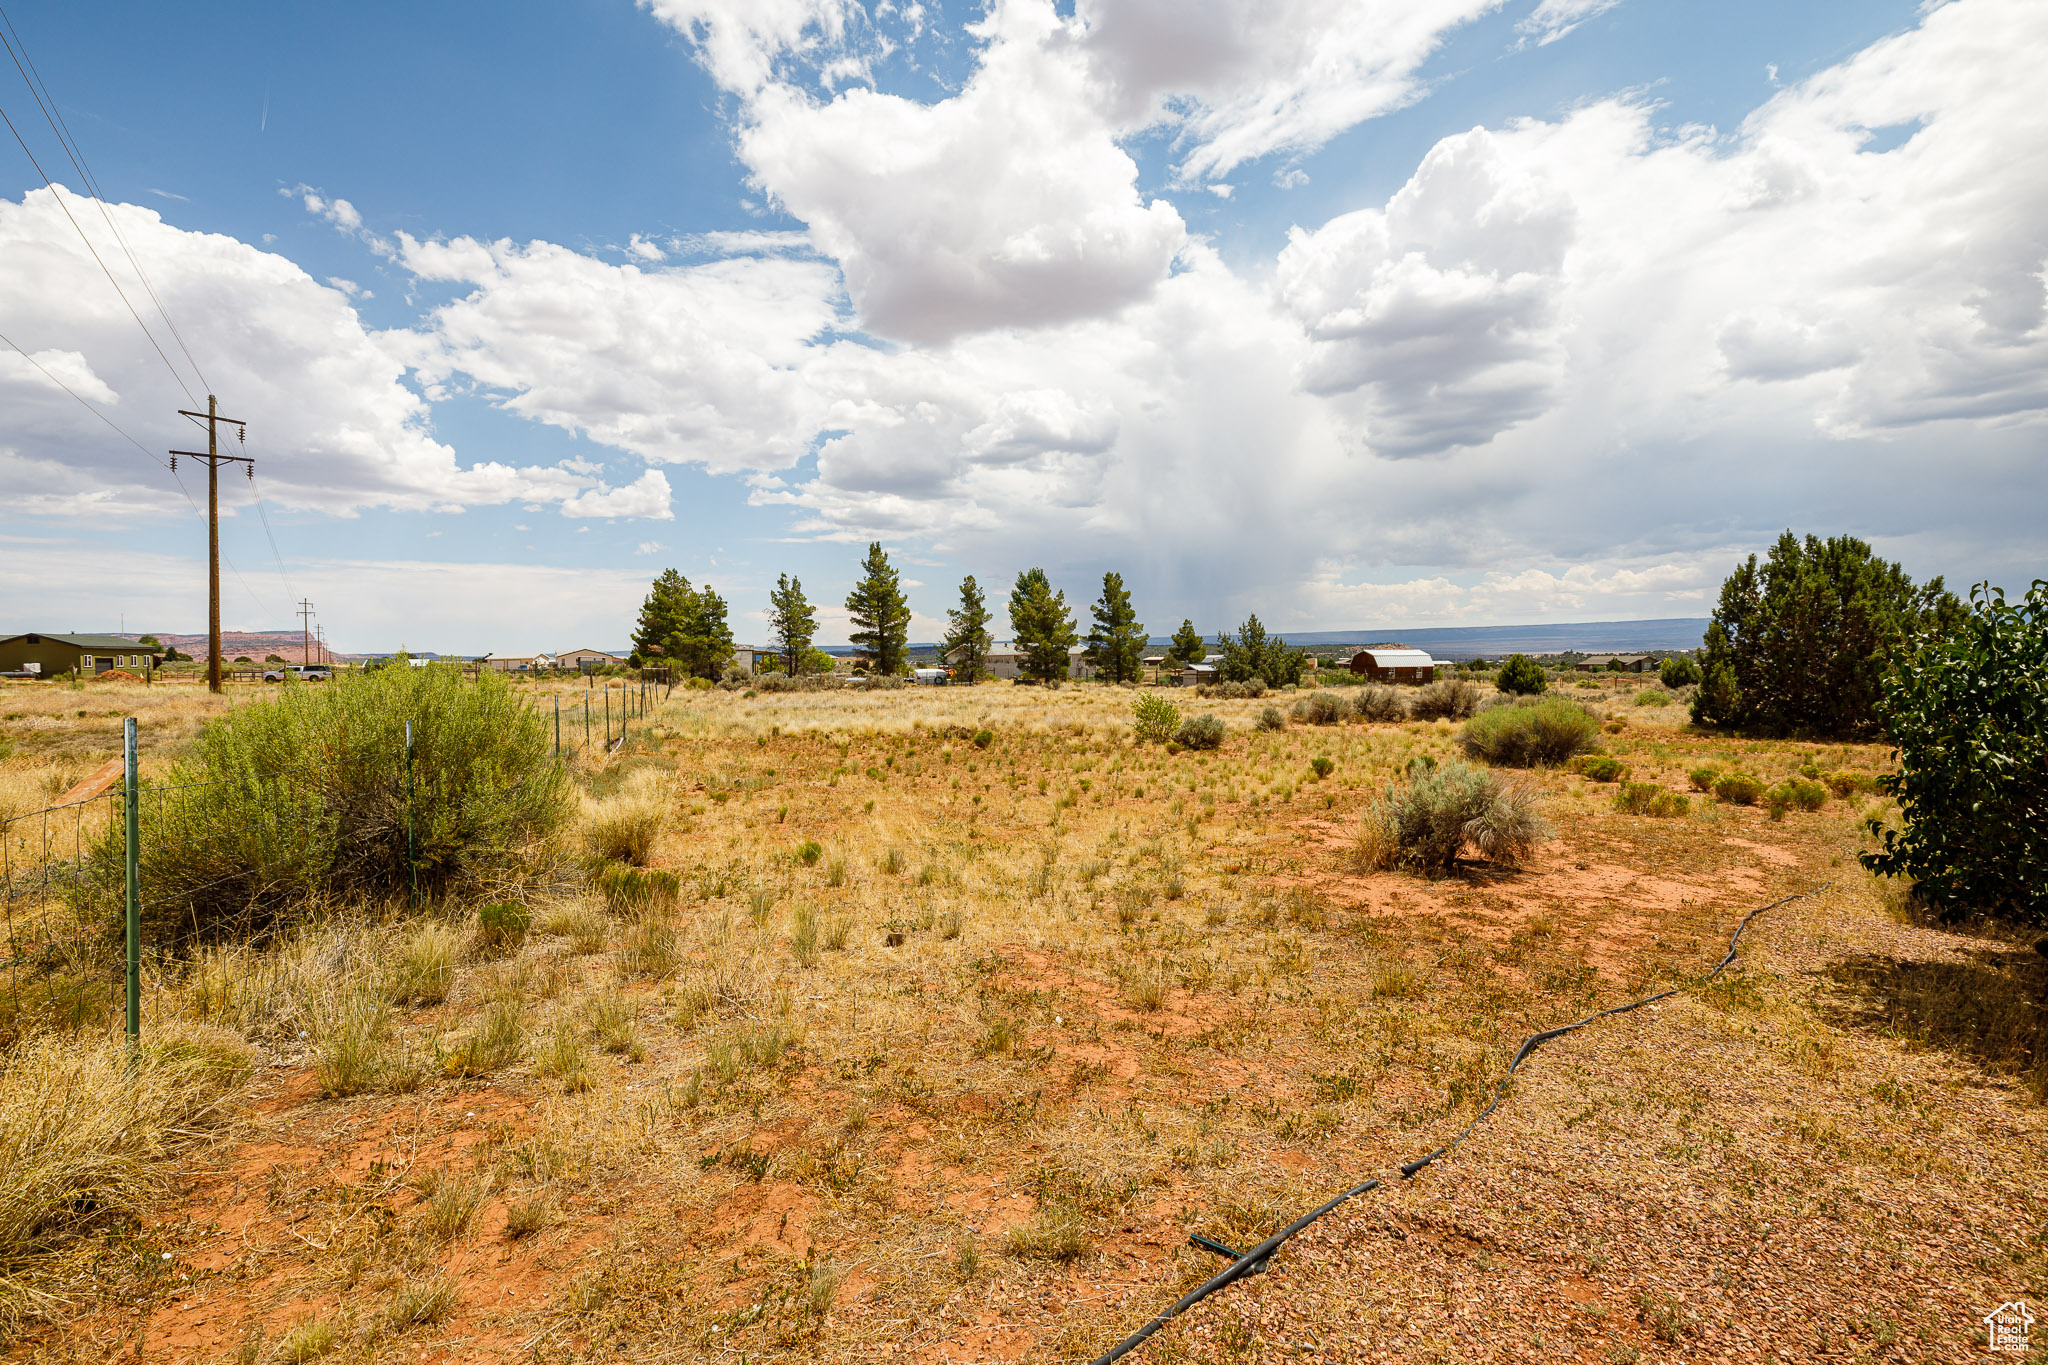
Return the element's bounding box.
[315,623,327,665]
[171,395,249,695]
[297,598,314,665]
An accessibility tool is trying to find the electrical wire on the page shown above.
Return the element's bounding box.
[0,99,197,404]
[0,324,171,472]
[0,3,211,395]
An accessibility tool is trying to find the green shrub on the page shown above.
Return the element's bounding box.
[1569,755,1627,782]
[591,862,681,915]
[1861,581,2046,925]
[83,666,570,944]
[1292,691,1346,725]
[1255,705,1286,732]
[1494,654,1548,695]
[1131,693,1181,744]
[1712,772,1766,805]
[1765,778,1828,817]
[1613,783,1690,818]
[1351,758,1549,875]
[795,840,823,866]
[1309,757,1334,780]
[475,901,531,954]
[1458,698,1600,767]
[1687,766,1721,792]
[972,729,994,749]
[1175,714,1226,751]
[1410,679,1480,721]
[1824,770,1876,798]
[1352,684,1407,723]
[1632,688,1672,707]
[1659,655,1702,688]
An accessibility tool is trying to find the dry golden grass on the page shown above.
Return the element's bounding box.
[0,671,2041,1361]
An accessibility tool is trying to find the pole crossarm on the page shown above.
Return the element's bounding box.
[168,450,251,464]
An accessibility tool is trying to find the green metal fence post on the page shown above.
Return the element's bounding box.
[554,695,561,758]
[405,720,418,909]
[123,717,140,1051]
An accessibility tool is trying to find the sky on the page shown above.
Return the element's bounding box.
[1,0,2042,652]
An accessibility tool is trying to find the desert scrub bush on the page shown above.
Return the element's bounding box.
[1612,783,1691,818]
[1712,771,1766,806]
[1174,712,1226,751]
[1351,758,1550,875]
[1688,766,1722,792]
[382,921,460,1006]
[795,839,823,866]
[474,900,531,955]
[86,665,571,944]
[1765,778,1828,818]
[582,792,664,866]
[1130,692,1181,744]
[1352,684,1409,723]
[1494,654,1548,695]
[1824,770,1877,798]
[1411,679,1481,721]
[1659,654,1702,688]
[0,1027,251,1331]
[1309,756,1334,780]
[1291,691,1346,725]
[1458,697,1600,767]
[1255,705,1286,732]
[590,861,680,916]
[1569,754,1628,782]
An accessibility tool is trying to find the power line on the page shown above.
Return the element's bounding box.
[0,99,197,404]
[0,4,211,395]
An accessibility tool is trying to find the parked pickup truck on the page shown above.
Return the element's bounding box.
[262,663,333,682]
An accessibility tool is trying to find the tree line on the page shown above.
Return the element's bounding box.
[627,545,1308,685]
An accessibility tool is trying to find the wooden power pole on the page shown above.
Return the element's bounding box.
[297,598,314,665]
[171,395,249,695]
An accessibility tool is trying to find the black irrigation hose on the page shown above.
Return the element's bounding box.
[1088,885,1824,1365]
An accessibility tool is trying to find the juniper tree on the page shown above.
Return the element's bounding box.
[943,574,994,684]
[1084,571,1147,683]
[845,542,912,676]
[767,573,818,675]
[1010,568,1077,684]
[1168,618,1206,667]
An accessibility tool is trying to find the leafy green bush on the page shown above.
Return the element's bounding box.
[1712,772,1765,806]
[1351,759,1549,875]
[1862,581,2047,925]
[1196,679,1267,700]
[1658,655,1701,689]
[90,666,571,943]
[476,901,532,953]
[1570,755,1627,782]
[796,840,823,866]
[1824,770,1876,798]
[1613,783,1690,818]
[1352,684,1407,723]
[972,729,994,749]
[1131,692,1181,744]
[1458,697,1600,767]
[1688,766,1721,792]
[1175,714,1226,751]
[591,861,681,916]
[1411,679,1481,721]
[1632,688,1672,707]
[1292,691,1345,725]
[1255,705,1286,732]
[1309,757,1334,780]
[1494,654,1547,695]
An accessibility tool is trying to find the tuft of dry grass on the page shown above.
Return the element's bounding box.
[582,792,666,867]
[384,921,460,1005]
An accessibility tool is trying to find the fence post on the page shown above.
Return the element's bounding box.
[554,695,561,758]
[123,717,140,1052]
[405,720,418,909]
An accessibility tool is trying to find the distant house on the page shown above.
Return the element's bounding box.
[0,633,161,677]
[1067,645,1096,681]
[729,645,763,674]
[556,648,622,672]
[948,640,1022,680]
[1181,661,1220,687]
[1575,653,1654,673]
[484,656,535,673]
[1348,645,1441,684]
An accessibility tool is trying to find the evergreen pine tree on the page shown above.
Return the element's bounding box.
[845,542,912,675]
[631,568,693,664]
[1083,571,1146,683]
[665,583,735,679]
[943,575,993,683]
[1010,568,1078,683]
[1168,618,1206,667]
[767,573,818,675]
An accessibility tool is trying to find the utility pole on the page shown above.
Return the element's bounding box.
[297,598,314,665]
[171,395,249,695]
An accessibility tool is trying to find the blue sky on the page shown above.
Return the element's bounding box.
[2,0,2040,651]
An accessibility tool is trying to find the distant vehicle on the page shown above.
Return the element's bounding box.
[263,663,332,683]
[911,667,950,686]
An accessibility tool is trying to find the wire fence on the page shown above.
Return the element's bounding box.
[0,675,674,1048]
